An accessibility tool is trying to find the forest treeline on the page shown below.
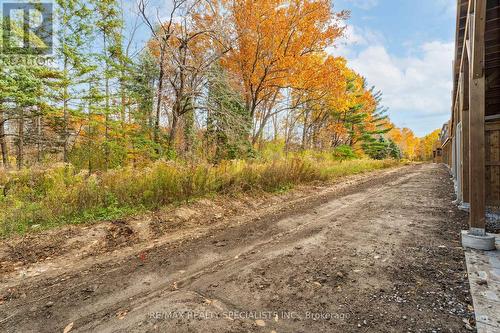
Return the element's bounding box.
[0,0,439,172]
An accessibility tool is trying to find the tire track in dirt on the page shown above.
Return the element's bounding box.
[0,164,474,333]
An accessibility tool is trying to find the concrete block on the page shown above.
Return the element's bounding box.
[461,230,497,251]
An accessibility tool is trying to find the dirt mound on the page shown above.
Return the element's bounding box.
[0,228,82,273]
[105,220,137,250]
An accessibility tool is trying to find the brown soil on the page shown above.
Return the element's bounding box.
[0,164,475,332]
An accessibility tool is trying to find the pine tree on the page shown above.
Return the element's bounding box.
[0,58,16,168]
[388,139,402,160]
[93,0,125,169]
[205,65,252,162]
[54,0,94,162]
[1,11,59,169]
[125,50,160,160]
[363,136,389,160]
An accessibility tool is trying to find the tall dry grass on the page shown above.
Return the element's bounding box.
[0,157,401,237]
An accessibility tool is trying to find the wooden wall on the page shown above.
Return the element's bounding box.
[485,0,500,118]
[443,140,452,168]
[486,120,500,206]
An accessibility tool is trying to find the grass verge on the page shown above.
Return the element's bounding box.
[0,158,402,237]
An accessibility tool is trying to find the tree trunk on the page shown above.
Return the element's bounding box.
[87,82,93,175]
[154,56,165,146]
[168,109,179,149]
[0,109,10,169]
[301,110,309,149]
[312,124,319,149]
[63,56,69,163]
[183,110,194,155]
[37,114,43,163]
[272,114,279,141]
[103,33,110,171]
[17,109,24,170]
[120,71,126,125]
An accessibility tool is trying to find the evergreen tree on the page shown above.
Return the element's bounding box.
[205,65,252,162]
[93,0,126,169]
[0,12,58,169]
[363,136,389,160]
[125,50,160,160]
[54,0,94,162]
[388,139,402,160]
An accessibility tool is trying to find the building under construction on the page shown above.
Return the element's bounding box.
[442,0,499,249]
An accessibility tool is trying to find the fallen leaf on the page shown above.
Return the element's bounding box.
[63,322,74,333]
[255,319,266,327]
[116,310,128,320]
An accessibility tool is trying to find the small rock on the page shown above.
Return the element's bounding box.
[255,319,266,327]
[63,322,74,333]
[463,318,474,330]
[45,301,54,308]
[116,310,128,320]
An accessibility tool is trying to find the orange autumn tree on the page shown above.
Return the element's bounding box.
[147,1,231,150]
[221,0,348,143]
[139,0,405,160]
[337,71,378,148]
[286,60,390,153]
[416,129,441,161]
[308,56,351,149]
[388,127,418,160]
[285,54,349,149]
[389,126,441,161]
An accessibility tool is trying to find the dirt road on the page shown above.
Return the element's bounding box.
[0,164,475,332]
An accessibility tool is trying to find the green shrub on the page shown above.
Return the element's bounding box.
[332,145,357,161]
